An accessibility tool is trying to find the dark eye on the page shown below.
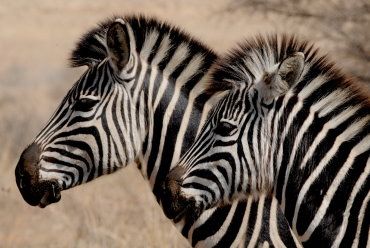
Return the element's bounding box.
[73,98,99,112]
[214,121,237,136]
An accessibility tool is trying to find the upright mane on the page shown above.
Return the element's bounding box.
[70,15,217,68]
[208,34,370,106]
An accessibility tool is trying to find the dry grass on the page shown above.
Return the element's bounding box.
[0,0,368,247]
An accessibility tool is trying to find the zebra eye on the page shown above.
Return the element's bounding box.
[73,98,99,112]
[214,121,237,136]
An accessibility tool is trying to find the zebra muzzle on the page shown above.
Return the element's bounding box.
[38,181,62,208]
[15,143,62,207]
[16,169,62,208]
[161,167,200,222]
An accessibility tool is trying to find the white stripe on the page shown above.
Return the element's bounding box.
[281,90,355,211]
[351,189,370,248]
[247,195,265,248]
[252,116,261,179]
[302,133,370,242]
[277,99,303,211]
[140,31,159,60]
[133,31,159,102]
[293,117,369,238]
[276,76,327,205]
[182,177,216,203]
[169,56,206,169]
[242,113,258,191]
[196,92,228,137]
[299,106,361,170]
[231,197,253,248]
[269,197,288,248]
[145,45,189,179]
[106,87,129,163]
[142,35,172,178]
[150,51,203,187]
[119,89,135,159]
[187,207,218,245]
[111,89,129,161]
[153,44,189,110]
[152,34,171,66]
[272,91,295,195]
[183,127,214,168]
[333,155,370,247]
[195,201,239,247]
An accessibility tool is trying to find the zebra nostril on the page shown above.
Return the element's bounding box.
[52,184,57,198]
[19,177,24,189]
[16,166,26,189]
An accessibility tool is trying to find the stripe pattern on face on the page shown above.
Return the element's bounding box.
[171,34,370,247]
[32,16,216,190]
[20,18,302,247]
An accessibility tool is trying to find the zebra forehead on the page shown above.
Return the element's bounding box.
[69,15,217,68]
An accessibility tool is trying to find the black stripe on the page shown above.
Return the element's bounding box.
[191,205,232,246]
[215,201,247,247]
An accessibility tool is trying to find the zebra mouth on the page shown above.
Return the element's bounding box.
[16,172,62,208]
[38,181,62,208]
[161,192,195,222]
[15,143,62,208]
[161,176,200,222]
[172,201,197,223]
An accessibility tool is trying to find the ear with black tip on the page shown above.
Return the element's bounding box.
[106,19,131,71]
[277,52,305,87]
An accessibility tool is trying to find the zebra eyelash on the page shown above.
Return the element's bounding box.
[73,97,100,112]
[214,120,238,136]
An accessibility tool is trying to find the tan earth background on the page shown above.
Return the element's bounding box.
[0,0,369,247]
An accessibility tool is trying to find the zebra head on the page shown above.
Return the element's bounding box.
[15,18,147,207]
[162,38,306,218]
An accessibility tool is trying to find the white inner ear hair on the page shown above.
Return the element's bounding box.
[255,68,289,105]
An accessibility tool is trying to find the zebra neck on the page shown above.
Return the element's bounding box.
[136,63,213,200]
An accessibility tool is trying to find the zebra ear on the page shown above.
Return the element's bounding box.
[257,52,305,103]
[106,19,131,72]
[277,52,305,88]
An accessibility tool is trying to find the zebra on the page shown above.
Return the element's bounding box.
[162,34,370,247]
[14,16,301,247]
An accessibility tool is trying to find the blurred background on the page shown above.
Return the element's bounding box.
[0,0,368,247]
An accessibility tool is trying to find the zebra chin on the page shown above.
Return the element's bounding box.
[160,185,200,223]
[15,143,62,208]
[16,177,62,208]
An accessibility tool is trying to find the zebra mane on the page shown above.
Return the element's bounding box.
[207,34,370,105]
[70,15,216,68]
